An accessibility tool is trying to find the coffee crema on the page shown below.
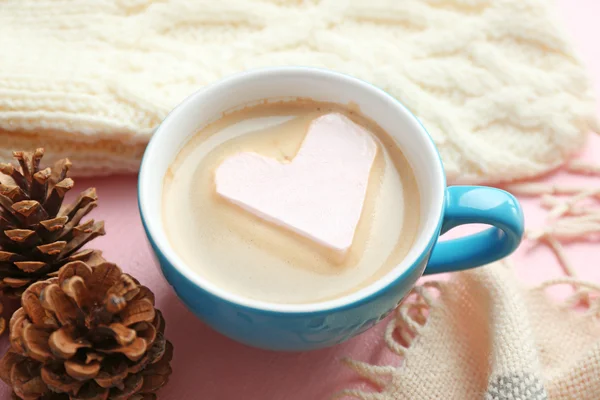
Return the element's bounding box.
[162,100,420,304]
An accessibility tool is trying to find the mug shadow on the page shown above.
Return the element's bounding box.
[155,288,388,400]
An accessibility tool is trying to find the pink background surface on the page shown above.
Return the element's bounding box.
[1,2,599,399]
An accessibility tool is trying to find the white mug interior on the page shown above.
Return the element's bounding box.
[139,67,445,313]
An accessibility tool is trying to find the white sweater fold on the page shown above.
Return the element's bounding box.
[0,0,596,181]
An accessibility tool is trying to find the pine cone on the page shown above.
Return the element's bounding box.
[0,149,105,298]
[0,258,173,399]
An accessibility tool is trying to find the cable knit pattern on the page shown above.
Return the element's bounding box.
[0,0,597,181]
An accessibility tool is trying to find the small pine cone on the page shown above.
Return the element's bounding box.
[0,258,173,400]
[0,148,106,298]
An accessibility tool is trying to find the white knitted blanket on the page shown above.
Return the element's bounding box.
[0,0,597,182]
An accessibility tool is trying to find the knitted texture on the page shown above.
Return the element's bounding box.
[339,265,600,400]
[0,0,597,182]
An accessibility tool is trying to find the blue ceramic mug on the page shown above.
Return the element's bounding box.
[138,67,524,351]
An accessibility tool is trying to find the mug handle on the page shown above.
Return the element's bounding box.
[424,186,524,275]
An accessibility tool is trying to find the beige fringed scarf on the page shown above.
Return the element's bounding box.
[339,161,600,400]
[0,0,597,182]
[341,268,599,400]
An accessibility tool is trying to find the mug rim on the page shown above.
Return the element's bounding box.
[138,66,446,314]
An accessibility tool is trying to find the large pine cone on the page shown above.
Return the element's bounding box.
[0,149,105,298]
[0,258,173,399]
